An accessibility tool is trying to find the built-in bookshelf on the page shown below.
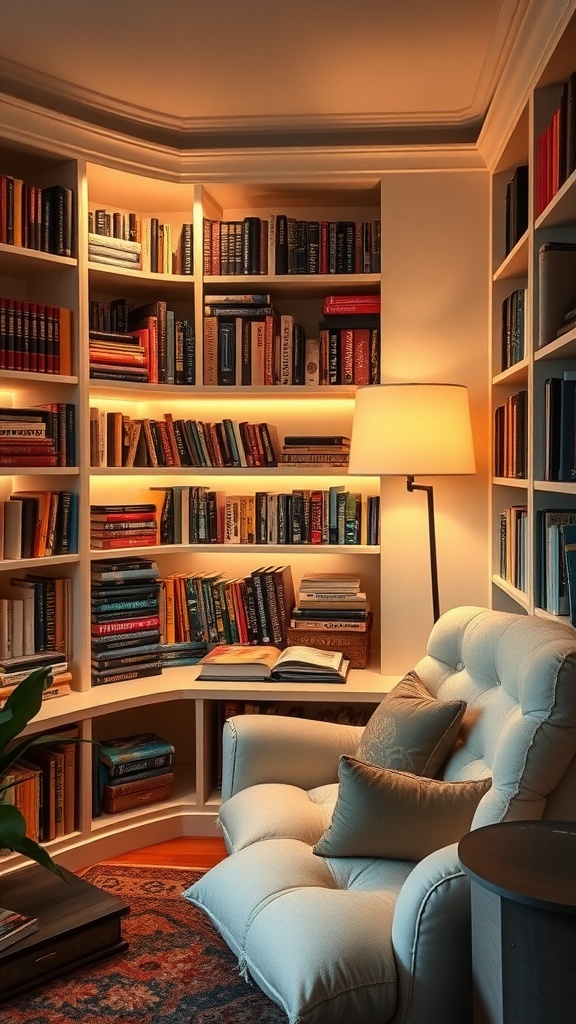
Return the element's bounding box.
[489,9,576,623]
[0,52,499,867]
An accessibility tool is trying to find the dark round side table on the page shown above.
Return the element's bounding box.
[459,820,576,1024]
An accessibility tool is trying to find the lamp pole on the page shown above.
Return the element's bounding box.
[406,475,440,623]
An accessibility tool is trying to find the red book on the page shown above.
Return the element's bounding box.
[310,491,324,544]
[90,534,157,549]
[0,455,58,466]
[323,295,379,306]
[91,615,161,635]
[323,302,381,316]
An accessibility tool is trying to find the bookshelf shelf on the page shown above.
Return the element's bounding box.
[489,7,576,627]
[0,54,493,870]
[0,243,77,276]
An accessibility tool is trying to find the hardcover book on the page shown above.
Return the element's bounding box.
[196,643,350,682]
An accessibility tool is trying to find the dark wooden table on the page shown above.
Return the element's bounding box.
[0,862,129,1001]
[459,820,576,1024]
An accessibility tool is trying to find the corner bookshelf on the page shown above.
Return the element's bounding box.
[489,9,576,624]
[0,146,400,871]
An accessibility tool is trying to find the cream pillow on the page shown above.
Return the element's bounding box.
[313,756,492,860]
[356,669,466,777]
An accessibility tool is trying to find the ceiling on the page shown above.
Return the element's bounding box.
[0,0,547,150]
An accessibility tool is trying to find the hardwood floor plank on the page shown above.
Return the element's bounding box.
[102,837,227,869]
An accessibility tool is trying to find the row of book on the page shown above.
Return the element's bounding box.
[0,176,73,257]
[493,390,527,479]
[202,215,381,276]
[220,699,375,726]
[203,296,380,387]
[88,210,194,275]
[544,373,576,482]
[501,288,527,371]
[90,410,279,469]
[152,486,379,546]
[498,505,527,592]
[0,404,76,467]
[2,724,79,842]
[1,490,79,559]
[535,69,576,219]
[536,510,576,617]
[92,557,297,657]
[90,504,159,551]
[0,298,73,375]
[0,576,72,662]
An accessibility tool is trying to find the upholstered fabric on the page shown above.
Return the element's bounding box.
[186,606,576,1024]
[313,757,492,859]
[184,837,414,1024]
[356,669,466,776]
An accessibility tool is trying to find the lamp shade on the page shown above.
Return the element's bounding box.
[348,383,476,476]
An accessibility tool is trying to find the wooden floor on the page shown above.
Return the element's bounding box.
[103,836,228,870]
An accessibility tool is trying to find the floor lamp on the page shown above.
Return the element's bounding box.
[348,383,476,623]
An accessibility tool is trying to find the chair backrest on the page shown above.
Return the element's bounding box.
[412,605,576,827]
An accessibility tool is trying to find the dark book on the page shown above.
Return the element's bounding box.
[275,214,288,274]
[98,733,173,774]
[41,184,73,257]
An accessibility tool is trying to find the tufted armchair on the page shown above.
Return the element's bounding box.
[184,606,576,1024]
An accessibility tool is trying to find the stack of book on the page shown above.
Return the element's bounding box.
[319,294,380,385]
[280,435,350,466]
[88,231,142,270]
[96,731,175,815]
[287,573,372,667]
[0,175,73,257]
[203,294,279,386]
[0,908,38,952]
[90,503,158,550]
[0,650,71,708]
[91,556,162,686]
[89,329,149,383]
[5,722,79,841]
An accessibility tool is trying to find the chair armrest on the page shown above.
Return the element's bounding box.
[221,714,364,800]
[390,843,473,1024]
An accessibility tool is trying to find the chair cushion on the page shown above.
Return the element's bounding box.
[183,837,414,1024]
[356,669,466,776]
[313,756,492,859]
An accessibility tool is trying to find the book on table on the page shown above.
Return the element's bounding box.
[196,643,350,682]
[0,908,38,952]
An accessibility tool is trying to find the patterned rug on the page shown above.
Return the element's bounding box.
[3,863,286,1024]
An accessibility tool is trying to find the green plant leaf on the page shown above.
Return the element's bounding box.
[0,668,50,751]
[0,734,90,778]
[0,803,64,877]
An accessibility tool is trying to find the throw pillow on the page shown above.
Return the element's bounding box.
[313,756,492,860]
[356,669,466,776]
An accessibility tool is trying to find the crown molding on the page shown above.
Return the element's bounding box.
[478,0,576,168]
[0,92,487,179]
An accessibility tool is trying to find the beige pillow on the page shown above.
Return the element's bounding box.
[313,756,492,860]
[356,669,466,777]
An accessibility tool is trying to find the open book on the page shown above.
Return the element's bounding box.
[196,644,350,682]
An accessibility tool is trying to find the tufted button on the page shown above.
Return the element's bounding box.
[456,661,464,671]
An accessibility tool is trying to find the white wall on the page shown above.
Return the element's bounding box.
[379,169,490,671]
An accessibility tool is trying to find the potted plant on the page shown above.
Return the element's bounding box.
[0,667,84,875]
